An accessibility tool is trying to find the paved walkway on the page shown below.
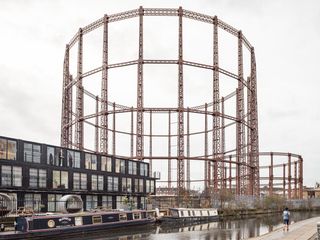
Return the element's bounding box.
[249,216,320,240]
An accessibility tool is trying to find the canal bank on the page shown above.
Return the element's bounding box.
[249,216,320,240]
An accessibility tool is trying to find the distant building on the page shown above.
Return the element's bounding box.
[0,136,155,212]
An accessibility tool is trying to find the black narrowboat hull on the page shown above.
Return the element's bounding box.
[0,218,155,239]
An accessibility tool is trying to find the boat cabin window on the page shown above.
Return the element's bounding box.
[75,216,83,226]
[92,215,102,224]
[170,209,179,217]
[209,210,216,215]
[147,211,155,219]
[194,210,201,217]
[202,210,208,216]
[133,212,141,219]
[119,213,127,221]
[183,210,189,217]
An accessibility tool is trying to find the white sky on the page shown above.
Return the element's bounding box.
[0,0,319,187]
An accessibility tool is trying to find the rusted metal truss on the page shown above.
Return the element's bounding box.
[60,7,304,201]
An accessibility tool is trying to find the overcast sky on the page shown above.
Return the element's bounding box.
[0,0,319,187]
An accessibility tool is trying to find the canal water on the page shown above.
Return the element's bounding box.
[71,211,320,240]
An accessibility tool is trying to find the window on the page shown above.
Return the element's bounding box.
[122,177,132,193]
[24,193,42,212]
[107,176,118,192]
[48,194,62,212]
[128,161,137,175]
[75,217,83,226]
[102,196,112,209]
[140,163,148,176]
[101,156,112,172]
[115,159,126,174]
[86,195,97,210]
[91,174,97,190]
[150,180,155,193]
[0,138,16,160]
[146,180,150,193]
[53,170,68,189]
[92,215,102,224]
[91,175,104,191]
[1,165,22,187]
[29,168,47,188]
[24,143,41,163]
[73,172,87,190]
[134,179,144,193]
[47,147,65,166]
[85,153,97,170]
[67,150,81,168]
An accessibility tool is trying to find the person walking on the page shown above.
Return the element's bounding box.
[283,207,290,231]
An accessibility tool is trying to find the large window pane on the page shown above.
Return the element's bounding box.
[24,143,33,162]
[7,140,16,160]
[98,175,104,191]
[101,156,112,172]
[115,159,120,173]
[81,173,87,190]
[73,173,80,190]
[91,174,97,190]
[120,160,126,174]
[24,143,41,163]
[47,147,55,165]
[1,165,11,186]
[107,177,113,191]
[52,170,60,189]
[33,145,41,163]
[39,169,47,188]
[74,152,80,168]
[0,139,6,159]
[67,150,81,168]
[102,196,112,209]
[29,168,38,188]
[13,166,22,187]
[0,139,16,160]
[61,171,68,189]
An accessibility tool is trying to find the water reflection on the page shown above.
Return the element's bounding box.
[70,211,320,240]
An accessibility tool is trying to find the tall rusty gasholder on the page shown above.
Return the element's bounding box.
[60,7,303,199]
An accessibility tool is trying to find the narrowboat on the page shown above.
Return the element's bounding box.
[0,210,156,239]
[157,208,219,222]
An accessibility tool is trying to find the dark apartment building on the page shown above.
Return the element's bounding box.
[0,136,156,212]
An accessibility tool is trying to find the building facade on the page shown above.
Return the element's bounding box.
[0,136,155,212]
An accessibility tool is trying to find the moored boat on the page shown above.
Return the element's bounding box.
[158,208,219,222]
[0,209,156,239]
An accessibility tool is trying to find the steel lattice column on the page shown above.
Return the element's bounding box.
[177,6,185,195]
[136,6,144,160]
[68,75,73,148]
[131,107,134,157]
[100,15,109,154]
[250,47,260,196]
[236,31,246,195]
[288,154,292,199]
[95,96,99,152]
[205,104,209,193]
[221,97,226,189]
[187,109,190,191]
[149,111,153,176]
[299,157,303,199]
[168,110,172,190]
[75,28,84,150]
[213,16,222,192]
[61,45,70,148]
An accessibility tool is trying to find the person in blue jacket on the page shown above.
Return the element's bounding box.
[283,207,290,231]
